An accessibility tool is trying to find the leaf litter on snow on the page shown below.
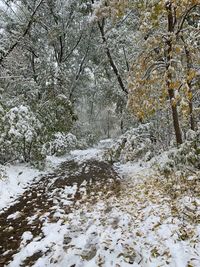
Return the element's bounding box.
[4,160,200,267]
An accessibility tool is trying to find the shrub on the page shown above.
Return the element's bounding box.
[46,132,77,156]
[154,129,200,175]
[0,105,43,163]
[104,123,154,163]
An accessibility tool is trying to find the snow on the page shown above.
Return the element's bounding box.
[97,138,114,149]
[69,138,116,163]
[21,231,33,246]
[114,161,152,179]
[7,211,22,220]
[1,144,200,266]
[8,178,200,266]
[0,156,69,211]
[69,148,103,163]
[113,155,157,182]
[0,164,43,211]
[0,145,105,211]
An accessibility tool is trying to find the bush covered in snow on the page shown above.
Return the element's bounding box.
[0,102,78,166]
[39,94,77,138]
[104,123,154,163]
[46,132,77,156]
[154,129,200,175]
[0,105,45,164]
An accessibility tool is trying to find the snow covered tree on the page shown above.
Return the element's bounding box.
[127,0,200,145]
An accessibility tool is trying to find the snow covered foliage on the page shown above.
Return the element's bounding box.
[72,121,102,147]
[154,128,200,175]
[104,123,154,163]
[0,102,77,165]
[0,165,7,180]
[0,105,44,164]
[39,94,77,138]
[46,132,77,156]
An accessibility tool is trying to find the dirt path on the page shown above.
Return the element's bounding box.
[0,159,121,267]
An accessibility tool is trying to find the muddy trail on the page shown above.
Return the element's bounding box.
[0,159,121,267]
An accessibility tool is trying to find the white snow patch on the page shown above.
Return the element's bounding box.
[0,155,69,211]
[70,148,103,163]
[0,164,43,210]
[21,231,33,246]
[7,211,22,220]
[114,160,154,179]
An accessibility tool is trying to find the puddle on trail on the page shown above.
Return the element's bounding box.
[0,159,121,267]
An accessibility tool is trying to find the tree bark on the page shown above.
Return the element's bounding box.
[166,1,183,145]
[90,0,128,95]
[97,19,128,95]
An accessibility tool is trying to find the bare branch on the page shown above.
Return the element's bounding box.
[176,4,199,35]
[63,32,84,62]
[0,0,44,65]
[142,61,166,79]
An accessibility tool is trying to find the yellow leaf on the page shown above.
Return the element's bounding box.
[187,70,196,81]
[169,81,181,89]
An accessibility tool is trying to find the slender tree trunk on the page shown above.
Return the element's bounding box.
[97,19,128,95]
[90,0,128,95]
[166,2,183,145]
[30,51,38,84]
[23,136,27,162]
[189,101,195,131]
[107,111,110,138]
[167,86,183,144]
[120,118,124,133]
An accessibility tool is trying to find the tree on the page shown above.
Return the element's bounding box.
[127,0,200,145]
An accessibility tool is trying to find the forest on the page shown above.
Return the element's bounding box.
[0,0,200,266]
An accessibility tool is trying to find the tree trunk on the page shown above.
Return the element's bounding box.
[107,111,110,138]
[166,2,183,145]
[189,101,195,131]
[168,88,183,144]
[90,0,128,95]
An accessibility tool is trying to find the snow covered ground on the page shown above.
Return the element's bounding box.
[1,144,200,267]
[0,164,43,211]
[5,158,200,267]
[70,148,103,163]
[0,142,112,214]
[0,146,105,211]
[0,155,72,211]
